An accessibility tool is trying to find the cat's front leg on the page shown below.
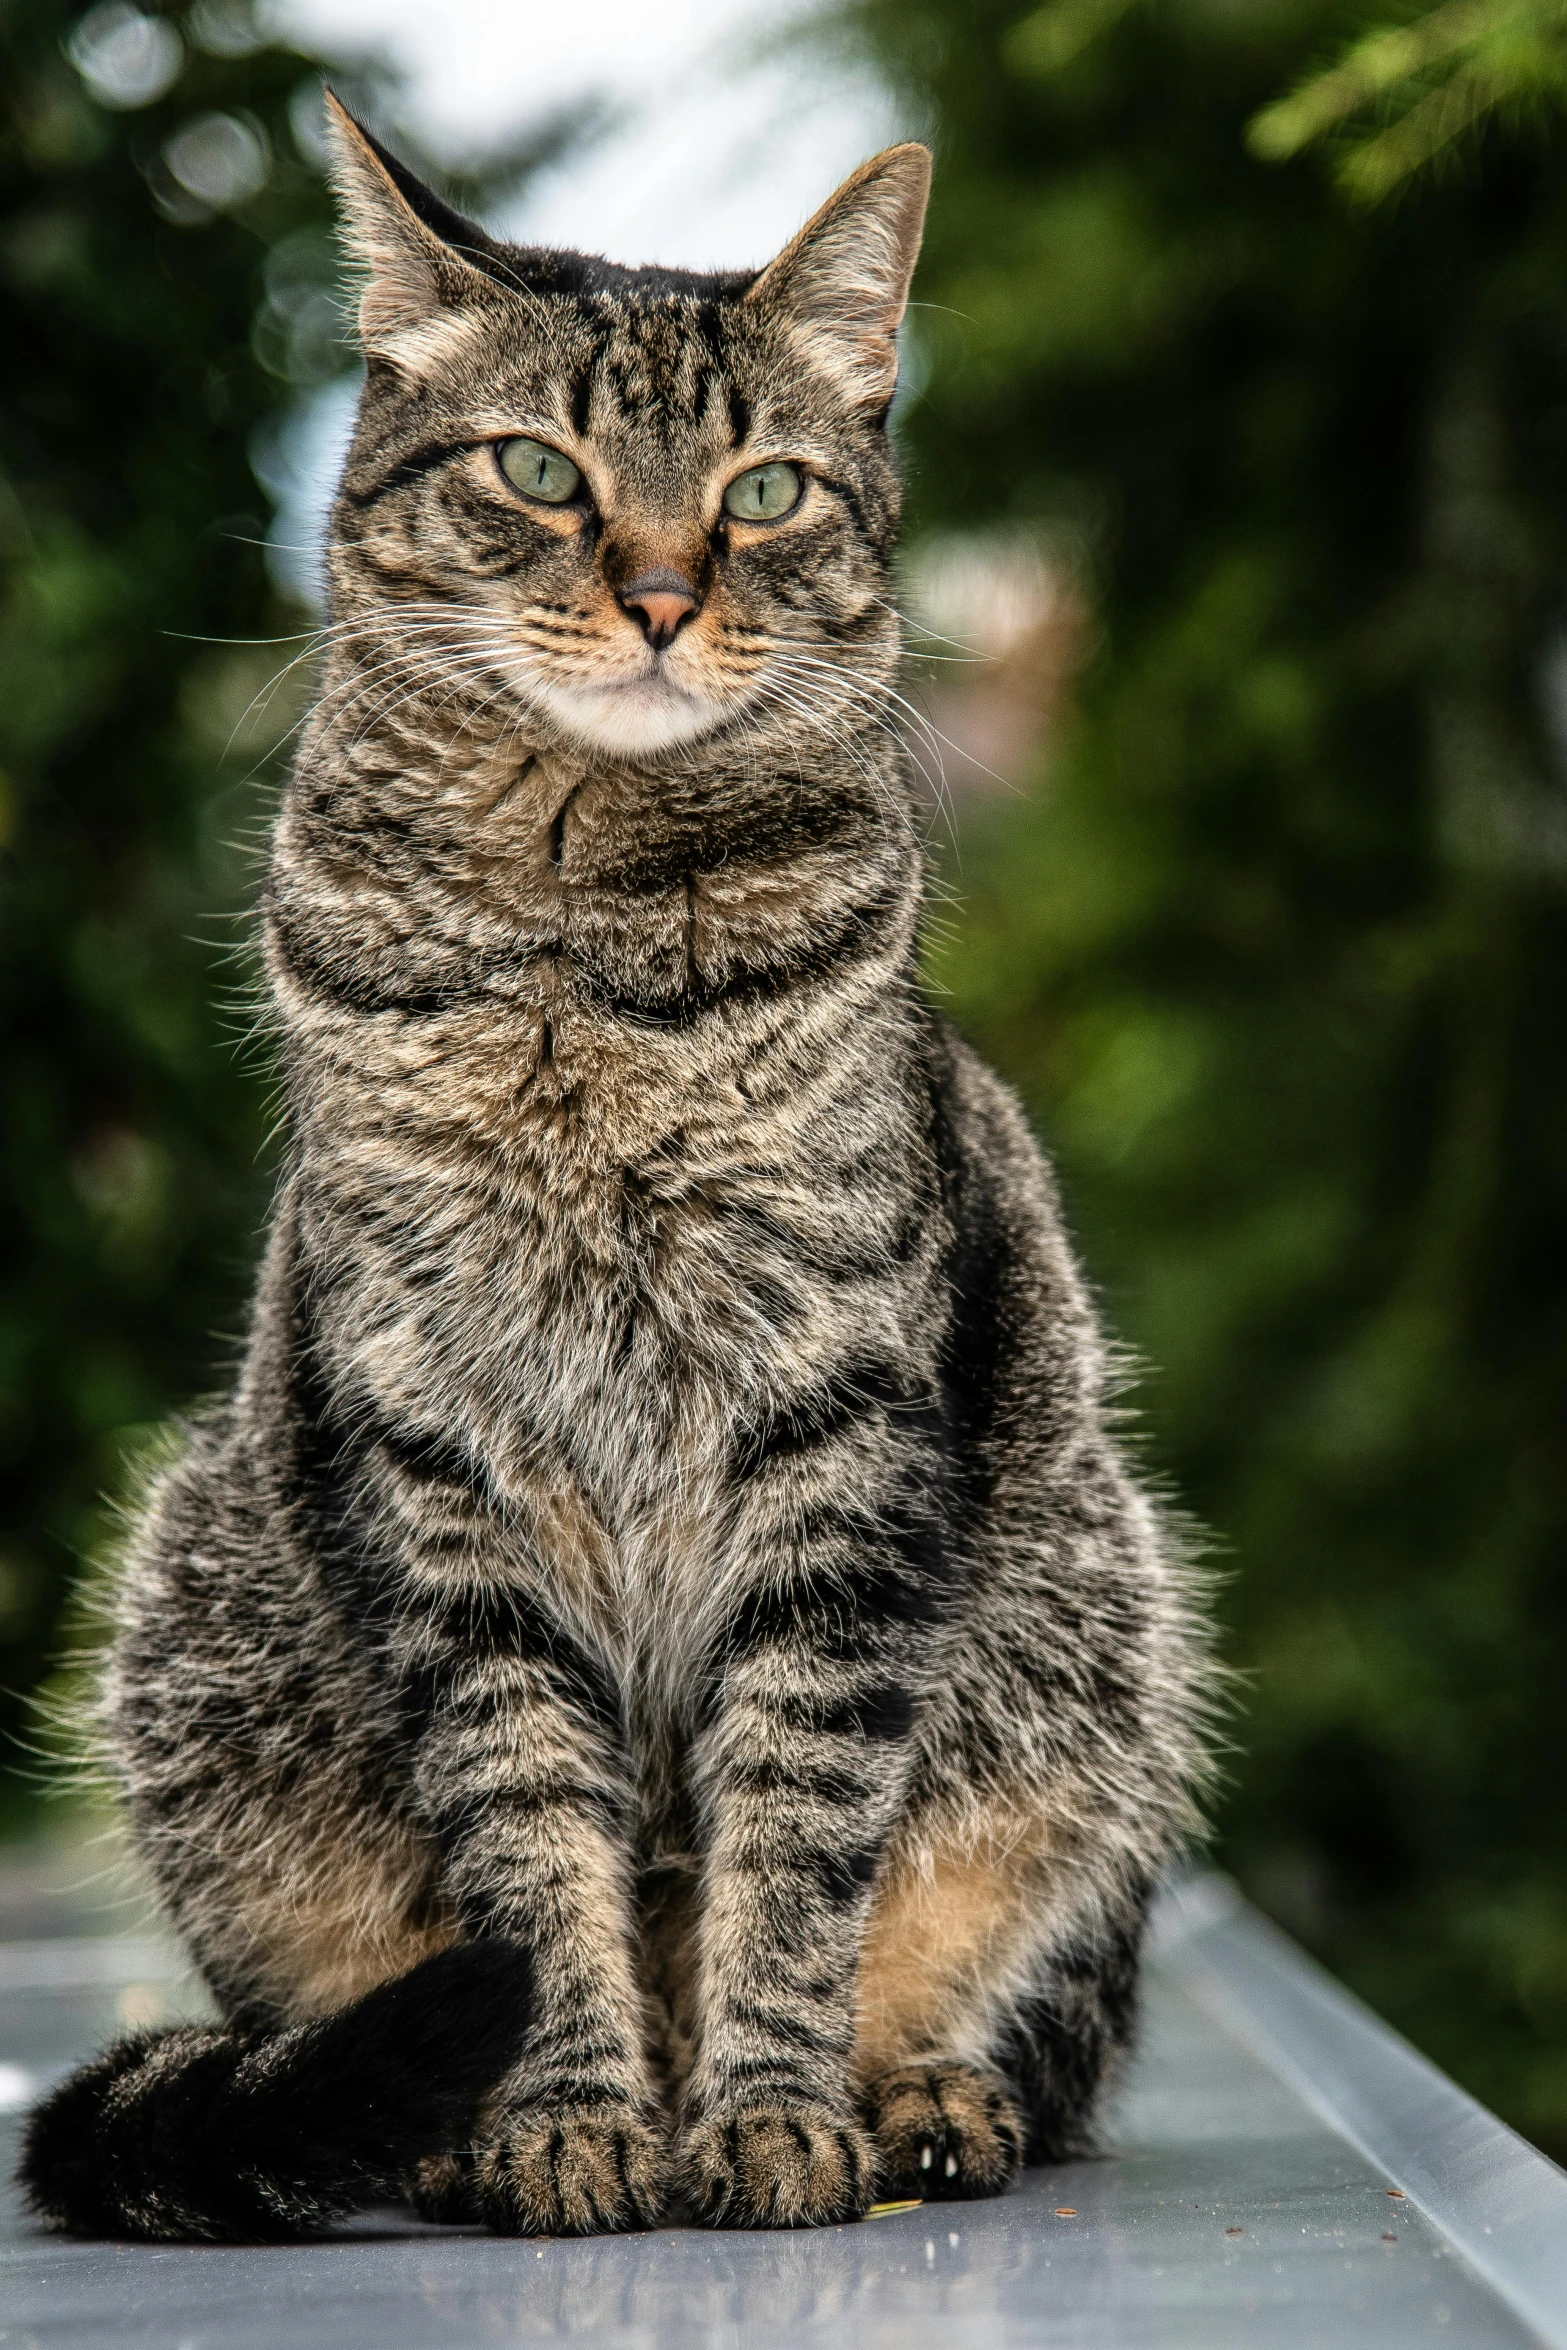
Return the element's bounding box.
[409,1584,665,2236]
[679,1403,951,2227]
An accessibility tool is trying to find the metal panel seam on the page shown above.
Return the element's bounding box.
[1161,1879,1567,2349]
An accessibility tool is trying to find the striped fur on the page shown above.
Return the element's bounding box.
[43,108,1212,2239]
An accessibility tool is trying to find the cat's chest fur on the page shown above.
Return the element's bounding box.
[275,737,938,1691]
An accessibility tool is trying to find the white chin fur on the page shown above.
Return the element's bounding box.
[538,675,730,758]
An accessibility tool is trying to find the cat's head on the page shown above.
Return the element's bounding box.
[323,98,930,765]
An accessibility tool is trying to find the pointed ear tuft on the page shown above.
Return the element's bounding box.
[321,91,495,367]
[745,145,932,407]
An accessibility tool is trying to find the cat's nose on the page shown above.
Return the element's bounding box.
[619,568,700,652]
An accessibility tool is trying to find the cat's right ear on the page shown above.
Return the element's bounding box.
[745,144,932,410]
[322,92,494,370]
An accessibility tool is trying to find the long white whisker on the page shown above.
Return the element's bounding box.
[748,674,912,840]
[766,649,987,833]
[760,653,960,850]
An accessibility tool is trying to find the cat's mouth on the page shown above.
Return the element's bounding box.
[535,657,731,758]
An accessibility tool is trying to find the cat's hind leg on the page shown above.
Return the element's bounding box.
[860,2060,1022,2203]
[852,1792,1147,2199]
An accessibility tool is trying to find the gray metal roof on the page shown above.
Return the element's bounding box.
[1,1864,1564,2347]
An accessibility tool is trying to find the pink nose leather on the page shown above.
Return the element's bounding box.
[620,568,699,651]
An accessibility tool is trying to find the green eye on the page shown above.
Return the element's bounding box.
[497,437,582,505]
[723,461,803,522]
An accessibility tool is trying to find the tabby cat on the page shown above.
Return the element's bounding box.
[20,98,1210,2243]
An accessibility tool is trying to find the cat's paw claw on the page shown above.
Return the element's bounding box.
[861,2061,1023,2202]
[476,2106,667,2236]
[682,2104,874,2229]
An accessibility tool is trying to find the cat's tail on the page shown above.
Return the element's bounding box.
[16,1938,531,2242]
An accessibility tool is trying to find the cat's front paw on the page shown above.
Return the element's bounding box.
[861,2061,1023,2201]
[682,2103,874,2228]
[476,2106,667,2236]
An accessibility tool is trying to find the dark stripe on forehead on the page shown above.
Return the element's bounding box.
[601,344,649,419]
[591,301,731,426]
[690,302,725,370]
[570,362,595,437]
[691,364,717,432]
[728,385,752,449]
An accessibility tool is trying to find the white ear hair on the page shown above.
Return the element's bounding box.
[745,145,932,406]
[322,92,492,369]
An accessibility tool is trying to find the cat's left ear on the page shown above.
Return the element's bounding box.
[745,145,932,409]
[322,91,499,370]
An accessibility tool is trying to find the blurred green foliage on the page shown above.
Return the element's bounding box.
[848,0,1567,2152]
[1252,0,1567,201]
[0,0,345,1823]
